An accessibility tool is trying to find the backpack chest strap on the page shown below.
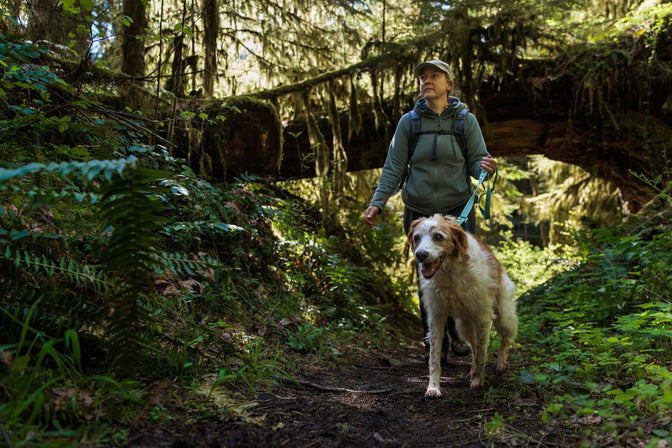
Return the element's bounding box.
[413,129,462,161]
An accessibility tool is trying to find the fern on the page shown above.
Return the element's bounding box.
[0,282,108,339]
[163,221,245,237]
[0,244,110,343]
[0,147,232,370]
[2,246,111,292]
[160,251,225,277]
[0,156,177,373]
[0,37,248,441]
[0,157,138,184]
[0,154,143,334]
[98,166,170,367]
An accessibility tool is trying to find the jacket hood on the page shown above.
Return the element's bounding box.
[414,96,466,117]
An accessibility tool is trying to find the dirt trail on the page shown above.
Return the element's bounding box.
[125,336,557,448]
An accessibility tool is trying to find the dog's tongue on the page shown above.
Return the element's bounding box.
[420,257,443,278]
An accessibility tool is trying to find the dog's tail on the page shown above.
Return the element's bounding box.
[494,273,518,374]
[497,274,518,341]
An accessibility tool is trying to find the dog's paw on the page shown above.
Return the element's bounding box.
[424,387,442,398]
[495,360,508,375]
[469,376,483,389]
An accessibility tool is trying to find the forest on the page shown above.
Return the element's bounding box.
[1,0,671,446]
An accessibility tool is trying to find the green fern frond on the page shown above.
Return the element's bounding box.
[1,247,111,293]
[0,157,139,185]
[160,251,226,277]
[163,221,245,237]
[0,281,107,340]
[97,166,171,366]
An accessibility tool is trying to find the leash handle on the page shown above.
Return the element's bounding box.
[456,169,488,226]
[457,166,498,225]
[478,165,497,220]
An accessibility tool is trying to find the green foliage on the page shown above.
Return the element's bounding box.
[286,323,325,353]
[495,231,577,296]
[517,156,625,246]
[516,222,672,444]
[2,16,671,447]
[98,165,172,366]
[0,303,144,446]
[561,2,672,122]
[0,37,246,444]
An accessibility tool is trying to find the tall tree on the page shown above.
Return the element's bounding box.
[202,0,219,97]
[166,34,186,97]
[122,0,147,78]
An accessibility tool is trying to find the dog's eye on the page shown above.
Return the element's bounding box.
[413,234,420,243]
[434,234,444,241]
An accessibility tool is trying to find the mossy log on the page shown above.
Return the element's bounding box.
[168,41,670,214]
[177,87,667,214]
[276,83,667,213]
[172,97,283,180]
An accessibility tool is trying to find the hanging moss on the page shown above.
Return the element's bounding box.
[302,89,329,177]
[370,69,390,131]
[348,75,362,140]
[327,79,348,195]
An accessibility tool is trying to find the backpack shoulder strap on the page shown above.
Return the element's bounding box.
[453,107,469,158]
[393,110,422,194]
[408,110,422,160]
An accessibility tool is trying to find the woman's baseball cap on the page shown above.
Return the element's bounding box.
[414,60,454,79]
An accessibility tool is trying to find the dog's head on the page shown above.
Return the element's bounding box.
[407,214,469,279]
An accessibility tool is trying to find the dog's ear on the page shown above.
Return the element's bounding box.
[444,217,469,261]
[407,218,422,249]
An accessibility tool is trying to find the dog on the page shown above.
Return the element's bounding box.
[407,214,518,398]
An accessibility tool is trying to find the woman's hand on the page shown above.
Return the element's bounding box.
[364,205,380,227]
[480,155,497,175]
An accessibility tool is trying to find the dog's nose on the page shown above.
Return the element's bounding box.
[415,250,428,262]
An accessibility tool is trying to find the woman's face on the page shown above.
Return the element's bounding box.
[418,67,453,101]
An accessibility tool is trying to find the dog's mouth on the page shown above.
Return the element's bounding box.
[420,254,446,279]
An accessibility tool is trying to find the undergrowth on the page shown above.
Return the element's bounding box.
[514,222,672,447]
[0,36,414,446]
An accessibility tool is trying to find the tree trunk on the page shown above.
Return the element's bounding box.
[122,0,147,79]
[202,0,219,98]
[176,92,666,214]
[166,34,186,98]
[27,0,90,55]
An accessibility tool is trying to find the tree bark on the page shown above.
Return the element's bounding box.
[122,0,147,78]
[202,0,219,98]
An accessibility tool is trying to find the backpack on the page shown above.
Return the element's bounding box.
[396,107,470,192]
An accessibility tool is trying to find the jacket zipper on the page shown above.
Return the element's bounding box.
[432,117,440,211]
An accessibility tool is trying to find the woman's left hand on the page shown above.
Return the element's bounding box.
[480,155,497,175]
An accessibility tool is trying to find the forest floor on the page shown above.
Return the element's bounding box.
[122,329,564,448]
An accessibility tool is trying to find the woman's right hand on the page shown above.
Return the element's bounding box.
[364,206,380,227]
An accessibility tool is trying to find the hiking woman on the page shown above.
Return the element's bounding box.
[364,60,498,358]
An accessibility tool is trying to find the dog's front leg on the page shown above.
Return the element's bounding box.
[425,316,444,398]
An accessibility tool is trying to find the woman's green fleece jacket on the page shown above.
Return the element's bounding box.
[369,97,489,216]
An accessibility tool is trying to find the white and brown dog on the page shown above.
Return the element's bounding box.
[408,214,518,398]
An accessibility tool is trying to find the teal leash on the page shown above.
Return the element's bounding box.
[456,167,497,226]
